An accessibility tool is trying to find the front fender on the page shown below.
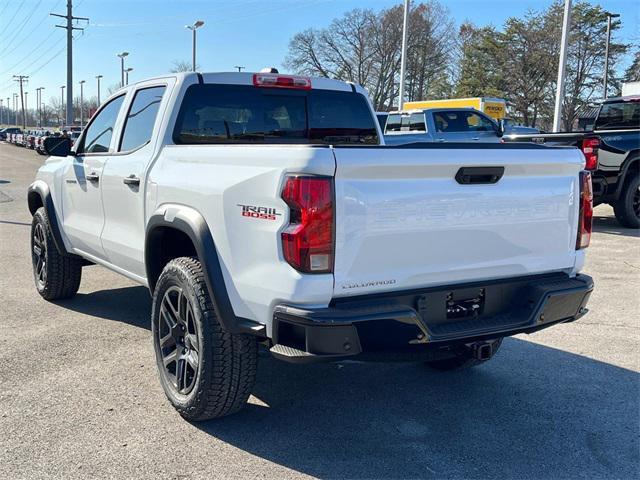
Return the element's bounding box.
[27,181,73,257]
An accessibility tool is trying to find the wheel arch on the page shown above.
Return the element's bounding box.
[145,206,266,337]
[614,151,639,198]
[27,181,72,257]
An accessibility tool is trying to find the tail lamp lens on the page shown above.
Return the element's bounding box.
[581,137,599,170]
[281,176,334,273]
[576,171,593,250]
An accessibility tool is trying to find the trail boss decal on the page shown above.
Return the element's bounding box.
[237,204,281,221]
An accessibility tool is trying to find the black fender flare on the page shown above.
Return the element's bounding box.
[614,151,639,199]
[27,182,74,257]
[145,207,266,337]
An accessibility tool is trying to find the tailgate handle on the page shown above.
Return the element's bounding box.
[455,166,504,185]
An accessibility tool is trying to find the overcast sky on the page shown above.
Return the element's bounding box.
[0,0,638,106]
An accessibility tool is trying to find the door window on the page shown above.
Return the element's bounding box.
[434,111,496,133]
[409,113,426,132]
[77,95,125,154]
[119,86,167,151]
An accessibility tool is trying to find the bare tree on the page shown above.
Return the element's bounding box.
[170,60,200,73]
[285,1,455,110]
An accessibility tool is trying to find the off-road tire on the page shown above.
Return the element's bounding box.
[613,173,640,229]
[425,338,503,371]
[152,257,257,420]
[31,207,82,300]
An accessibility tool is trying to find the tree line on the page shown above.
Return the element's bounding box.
[285,0,636,131]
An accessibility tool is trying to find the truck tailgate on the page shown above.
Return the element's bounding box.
[332,144,585,297]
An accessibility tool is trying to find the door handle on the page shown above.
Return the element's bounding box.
[436,138,446,142]
[123,174,141,186]
[471,137,480,141]
[86,172,100,183]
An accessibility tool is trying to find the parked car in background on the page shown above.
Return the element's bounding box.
[36,131,59,155]
[500,118,540,135]
[0,127,22,141]
[30,71,593,421]
[384,108,503,144]
[504,95,640,227]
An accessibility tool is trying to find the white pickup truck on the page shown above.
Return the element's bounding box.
[29,71,594,420]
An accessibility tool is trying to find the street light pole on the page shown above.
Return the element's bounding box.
[95,74,103,104]
[398,0,410,110]
[36,87,45,127]
[117,51,129,87]
[79,80,85,127]
[234,66,245,72]
[124,68,133,86]
[186,20,205,72]
[24,92,29,127]
[552,0,572,133]
[603,12,620,100]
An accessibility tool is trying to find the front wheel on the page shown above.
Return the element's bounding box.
[425,338,503,371]
[613,173,640,229]
[152,257,257,420]
[31,207,82,300]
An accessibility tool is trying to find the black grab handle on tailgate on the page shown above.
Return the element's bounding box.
[455,166,505,185]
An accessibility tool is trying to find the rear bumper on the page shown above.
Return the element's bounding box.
[270,273,593,363]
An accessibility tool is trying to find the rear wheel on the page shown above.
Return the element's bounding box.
[31,207,82,300]
[152,257,257,420]
[613,173,640,229]
[425,338,503,371]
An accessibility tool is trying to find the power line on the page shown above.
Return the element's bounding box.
[0,0,11,17]
[0,29,61,76]
[3,0,62,54]
[0,1,26,36]
[3,0,44,48]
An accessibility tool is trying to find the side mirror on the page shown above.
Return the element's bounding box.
[43,136,72,157]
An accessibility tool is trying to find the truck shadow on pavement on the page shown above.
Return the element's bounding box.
[59,286,638,479]
[592,215,640,238]
[197,339,639,479]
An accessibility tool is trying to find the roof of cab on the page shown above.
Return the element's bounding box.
[115,71,359,94]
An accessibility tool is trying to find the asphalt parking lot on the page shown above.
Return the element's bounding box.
[0,142,638,479]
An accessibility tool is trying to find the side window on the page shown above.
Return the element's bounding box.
[385,114,402,132]
[119,86,166,151]
[409,113,426,132]
[78,95,125,154]
[466,112,496,132]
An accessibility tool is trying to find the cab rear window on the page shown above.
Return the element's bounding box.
[174,84,379,145]
[594,100,640,130]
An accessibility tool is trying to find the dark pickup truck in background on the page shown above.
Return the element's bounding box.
[504,95,640,228]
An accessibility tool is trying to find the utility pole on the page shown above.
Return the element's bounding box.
[24,92,29,127]
[234,66,245,72]
[6,97,10,125]
[13,75,28,129]
[79,80,85,126]
[552,0,571,133]
[60,85,65,126]
[95,74,103,104]
[51,0,89,126]
[0,99,3,125]
[397,0,410,110]
[603,12,620,100]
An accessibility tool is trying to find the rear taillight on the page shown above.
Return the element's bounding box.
[576,171,593,250]
[281,176,334,273]
[253,73,311,90]
[581,137,599,170]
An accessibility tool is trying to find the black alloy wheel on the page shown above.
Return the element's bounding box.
[31,222,47,289]
[157,285,200,395]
